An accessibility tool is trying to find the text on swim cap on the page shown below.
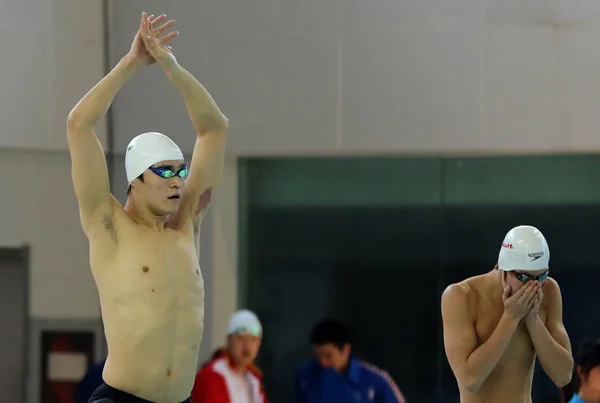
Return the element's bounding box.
[527,251,544,261]
[502,243,514,249]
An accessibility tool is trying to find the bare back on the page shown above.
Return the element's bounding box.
[89,200,204,403]
[442,273,548,403]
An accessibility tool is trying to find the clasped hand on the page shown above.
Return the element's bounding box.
[502,280,544,323]
[127,12,179,69]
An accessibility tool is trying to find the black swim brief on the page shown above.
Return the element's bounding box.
[88,382,191,403]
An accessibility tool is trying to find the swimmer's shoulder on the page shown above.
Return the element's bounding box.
[441,277,481,319]
[542,276,561,306]
[544,276,559,291]
[442,276,481,303]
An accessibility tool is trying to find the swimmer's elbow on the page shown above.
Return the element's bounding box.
[463,380,481,394]
[548,354,574,387]
[66,112,91,134]
[66,113,81,132]
[461,374,483,393]
[553,371,573,388]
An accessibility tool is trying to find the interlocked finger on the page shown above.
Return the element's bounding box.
[141,17,159,50]
[153,19,175,37]
[139,11,178,63]
[142,15,154,39]
[150,14,166,25]
[158,30,178,45]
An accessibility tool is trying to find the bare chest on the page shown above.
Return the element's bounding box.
[474,302,547,367]
[96,229,205,311]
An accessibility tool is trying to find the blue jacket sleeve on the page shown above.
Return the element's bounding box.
[294,371,308,403]
[375,372,406,403]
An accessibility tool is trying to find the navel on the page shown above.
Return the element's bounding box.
[142,266,149,273]
[151,289,155,293]
[196,269,199,275]
[166,369,172,377]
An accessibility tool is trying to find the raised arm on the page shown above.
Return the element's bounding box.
[140,13,229,230]
[67,13,177,236]
[441,283,528,393]
[67,57,139,233]
[182,133,227,227]
[168,68,227,229]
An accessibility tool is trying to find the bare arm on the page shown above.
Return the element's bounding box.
[441,284,519,393]
[138,19,227,234]
[166,63,228,230]
[526,278,573,387]
[67,56,141,233]
[139,14,229,232]
[68,14,177,236]
[164,63,229,138]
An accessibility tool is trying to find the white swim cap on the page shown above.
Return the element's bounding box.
[125,132,184,185]
[497,225,550,272]
[226,309,262,336]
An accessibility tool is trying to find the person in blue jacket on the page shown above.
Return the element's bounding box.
[295,318,406,403]
[564,339,600,403]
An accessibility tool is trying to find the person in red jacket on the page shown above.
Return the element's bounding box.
[192,309,268,403]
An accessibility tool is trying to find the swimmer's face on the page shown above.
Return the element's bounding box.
[313,343,351,372]
[135,160,187,215]
[502,268,549,294]
[227,334,261,367]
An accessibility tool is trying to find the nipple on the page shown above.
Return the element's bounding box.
[142,266,149,273]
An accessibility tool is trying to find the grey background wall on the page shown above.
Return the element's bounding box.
[0,2,107,402]
[108,0,600,157]
[0,0,106,318]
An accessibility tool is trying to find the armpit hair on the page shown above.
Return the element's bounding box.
[102,214,117,245]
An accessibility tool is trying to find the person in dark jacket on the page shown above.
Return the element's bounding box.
[295,319,406,403]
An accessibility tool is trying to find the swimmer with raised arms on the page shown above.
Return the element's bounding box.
[67,12,228,403]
